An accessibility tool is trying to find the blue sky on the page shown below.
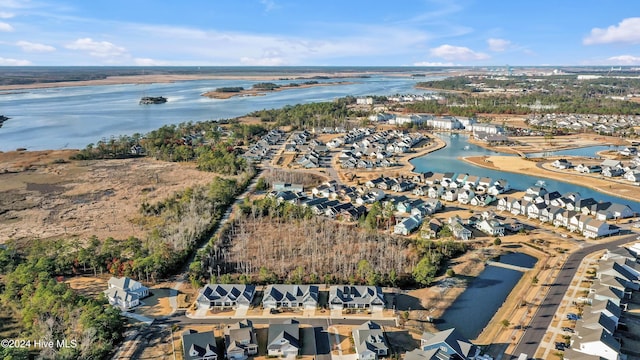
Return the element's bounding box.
[1,0,639,66]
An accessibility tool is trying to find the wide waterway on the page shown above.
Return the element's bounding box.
[0,74,433,151]
[437,252,537,340]
[410,133,640,212]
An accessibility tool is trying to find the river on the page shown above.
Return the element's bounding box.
[0,75,431,151]
[409,133,640,212]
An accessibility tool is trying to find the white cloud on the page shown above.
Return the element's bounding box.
[607,55,640,65]
[0,21,14,31]
[0,11,14,18]
[66,38,127,58]
[487,38,511,52]
[584,18,640,45]
[413,61,455,66]
[429,44,489,61]
[134,58,170,66]
[0,56,31,65]
[16,40,55,52]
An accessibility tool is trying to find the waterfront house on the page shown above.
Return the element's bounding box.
[267,320,300,357]
[607,203,634,219]
[524,186,547,202]
[540,206,564,223]
[552,158,574,169]
[353,321,389,360]
[182,329,218,360]
[104,276,149,310]
[427,185,445,199]
[420,328,478,360]
[197,284,256,310]
[262,285,319,310]
[526,202,547,219]
[470,194,496,207]
[224,321,258,360]
[328,286,385,311]
[624,170,640,183]
[583,220,619,239]
[603,167,624,178]
[425,173,444,185]
[601,159,623,169]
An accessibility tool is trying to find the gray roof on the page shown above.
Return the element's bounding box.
[198,284,256,306]
[267,321,300,351]
[329,286,385,307]
[420,328,476,359]
[182,330,217,360]
[352,321,388,356]
[108,276,145,292]
[579,312,617,334]
[404,348,444,360]
[225,322,256,356]
[263,285,319,305]
[589,299,622,320]
[573,324,620,353]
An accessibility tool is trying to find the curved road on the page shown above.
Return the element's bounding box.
[512,233,637,359]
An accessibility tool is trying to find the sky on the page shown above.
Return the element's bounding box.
[1,0,640,67]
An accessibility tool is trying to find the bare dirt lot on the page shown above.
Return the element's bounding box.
[0,150,217,243]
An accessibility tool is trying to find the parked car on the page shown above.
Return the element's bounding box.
[555,342,566,351]
[562,327,575,333]
[567,313,579,320]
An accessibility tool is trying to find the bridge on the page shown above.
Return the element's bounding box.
[486,260,532,272]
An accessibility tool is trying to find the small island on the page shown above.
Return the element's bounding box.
[202,80,352,99]
[139,96,167,105]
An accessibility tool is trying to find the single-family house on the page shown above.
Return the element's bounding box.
[552,159,574,169]
[457,189,475,204]
[601,159,623,169]
[225,320,258,360]
[394,215,424,236]
[588,300,622,326]
[476,219,505,237]
[267,320,300,357]
[442,188,459,202]
[427,185,445,199]
[568,325,620,360]
[470,194,496,207]
[449,218,472,241]
[420,328,478,360]
[353,321,389,360]
[183,329,218,360]
[104,276,149,310]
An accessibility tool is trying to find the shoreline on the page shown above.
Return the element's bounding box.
[201,81,354,99]
[0,71,416,92]
[461,155,640,203]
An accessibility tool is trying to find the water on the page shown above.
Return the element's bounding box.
[526,145,622,158]
[437,252,537,339]
[410,133,640,212]
[0,74,433,151]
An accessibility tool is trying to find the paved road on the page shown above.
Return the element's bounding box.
[511,233,638,359]
[156,312,397,328]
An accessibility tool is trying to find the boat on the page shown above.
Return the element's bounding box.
[463,145,470,150]
[139,96,167,105]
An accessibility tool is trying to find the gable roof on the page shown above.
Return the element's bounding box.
[108,276,144,291]
[267,321,300,351]
[263,285,319,305]
[182,330,217,360]
[329,286,385,306]
[420,328,476,358]
[198,284,256,306]
[353,321,388,356]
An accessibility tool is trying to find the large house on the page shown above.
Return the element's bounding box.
[104,276,149,310]
[262,285,319,310]
[224,320,258,360]
[267,320,300,357]
[182,329,218,360]
[197,284,256,310]
[328,286,385,311]
[353,321,389,360]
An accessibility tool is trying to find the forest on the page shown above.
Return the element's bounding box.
[189,196,467,288]
[0,243,124,360]
[411,76,640,115]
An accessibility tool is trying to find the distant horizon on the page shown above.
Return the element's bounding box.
[1,65,639,69]
[1,1,639,67]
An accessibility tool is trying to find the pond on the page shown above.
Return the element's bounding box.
[437,252,537,340]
